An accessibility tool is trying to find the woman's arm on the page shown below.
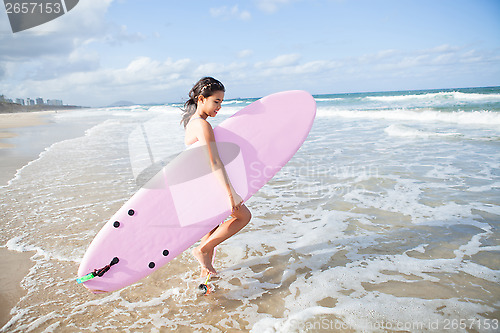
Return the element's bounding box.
[194,120,243,211]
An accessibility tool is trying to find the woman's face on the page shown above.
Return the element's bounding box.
[199,90,224,117]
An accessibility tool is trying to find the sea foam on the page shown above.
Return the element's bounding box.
[365,91,500,103]
[384,124,462,138]
[319,107,500,128]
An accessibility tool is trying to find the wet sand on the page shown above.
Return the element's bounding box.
[0,111,49,328]
[0,248,34,328]
[0,111,48,148]
[0,111,57,186]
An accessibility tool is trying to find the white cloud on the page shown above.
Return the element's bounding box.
[104,57,192,88]
[358,49,400,64]
[424,44,462,54]
[104,25,146,45]
[210,5,251,21]
[237,49,254,58]
[194,61,249,79]
[255,54,301,69]
[255,0,295,13]
[0,55,193,105]
[0,0,146,63]
[0,0,158,104]
[27,49,101,80]
[0,0,111,67]
[352,44,491,72]
[2,42,498,106]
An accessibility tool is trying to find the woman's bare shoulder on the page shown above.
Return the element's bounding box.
[187,118,212,132]
[185,118,214,144]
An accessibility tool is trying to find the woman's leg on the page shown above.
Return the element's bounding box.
[192,204,251,276]
[196,226,218,276]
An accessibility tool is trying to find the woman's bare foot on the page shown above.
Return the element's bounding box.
[199,248,214,278]
[192,247,217,276]
[200,267,210,278]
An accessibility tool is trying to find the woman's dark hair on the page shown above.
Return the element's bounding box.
[180,77,225,128]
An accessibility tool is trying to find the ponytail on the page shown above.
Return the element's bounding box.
[180,99,197,128]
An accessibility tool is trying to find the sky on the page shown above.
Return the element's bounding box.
[0,0,499,107]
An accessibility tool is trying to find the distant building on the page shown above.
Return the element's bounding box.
[0,95,65,106]
[47,99,63,106]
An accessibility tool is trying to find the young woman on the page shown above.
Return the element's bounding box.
[181,77,252,277]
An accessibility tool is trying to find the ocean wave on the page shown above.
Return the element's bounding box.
[52,107,109,119]
[365,91,500,103]
[222,100,253,105]
[319,108,500,127]
[314,97,346,102]
[147,105,180,113]
[384,124,462,139]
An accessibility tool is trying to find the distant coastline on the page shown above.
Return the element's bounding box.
[0,102,87,114]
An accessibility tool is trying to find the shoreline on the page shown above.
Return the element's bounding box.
[0,110,71,185]
[0,111,57,328]
[0,102,85,114]
[0,111,50,149]
[0,248,34,328]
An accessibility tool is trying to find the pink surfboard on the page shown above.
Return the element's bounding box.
[78,90,316,293]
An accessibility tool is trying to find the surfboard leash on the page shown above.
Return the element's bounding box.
[77,257,119,284]
[198,273,214,295]
[198,244,218,295]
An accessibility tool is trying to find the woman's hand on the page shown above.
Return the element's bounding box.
[229,192,243,213]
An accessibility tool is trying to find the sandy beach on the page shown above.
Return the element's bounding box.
[0,112,48,148]
[0,111,52,328]
[0,111,67,186]
[0,249,34,327]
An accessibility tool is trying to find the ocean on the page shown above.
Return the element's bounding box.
[1,87,499,332]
